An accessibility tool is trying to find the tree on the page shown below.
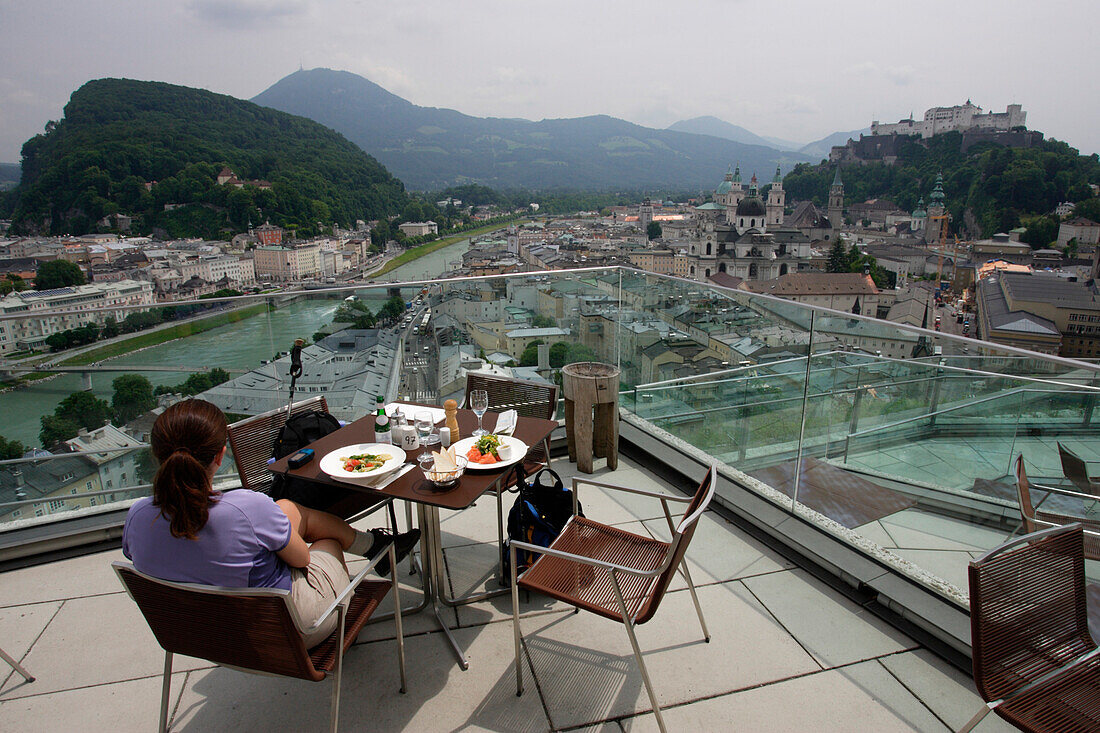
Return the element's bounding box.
[112,374,156,424]
[531,314,556,328]
[40,391,112,445]
[519,339,546,367]
[646,221,662,240]
[826,239,847,273]
[34,260,85,290]
[0,435,26,460]
[1065,237,1079,260]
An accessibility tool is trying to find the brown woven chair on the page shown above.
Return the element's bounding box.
[961,524,1100,733]
[463,373,558,576]
[113,543,406,733]
[227,396,330,495]
[509,465,716,733]
[1015,455,1100,560]
[1058,442,1100,497]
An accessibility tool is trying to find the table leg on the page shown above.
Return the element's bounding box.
[421,504,470,670]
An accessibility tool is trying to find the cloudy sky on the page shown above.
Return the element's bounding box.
[1,0,1096,165]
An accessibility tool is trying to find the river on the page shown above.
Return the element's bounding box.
[0,237,474,446]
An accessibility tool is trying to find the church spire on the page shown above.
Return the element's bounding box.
[832,165,843,187]
[773,164,782,183]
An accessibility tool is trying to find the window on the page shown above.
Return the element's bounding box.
[71,487,78,495]
[106,480,113,488]
[49,500,65,510]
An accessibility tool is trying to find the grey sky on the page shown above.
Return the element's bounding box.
[1,0,1096,167]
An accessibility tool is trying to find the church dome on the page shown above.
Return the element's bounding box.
[736,196,766,217]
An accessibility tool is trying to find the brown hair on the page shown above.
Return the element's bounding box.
[150,399,228,540]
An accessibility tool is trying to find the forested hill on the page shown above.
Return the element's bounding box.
[8,78,409,238]
[783,133,1100,243]
[252,68,809,191]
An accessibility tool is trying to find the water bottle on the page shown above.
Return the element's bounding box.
[374,395,391,444]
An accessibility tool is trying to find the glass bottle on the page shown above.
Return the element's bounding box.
[374,395,391,444]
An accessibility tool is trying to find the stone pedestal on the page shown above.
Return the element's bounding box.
[562,362,621,473]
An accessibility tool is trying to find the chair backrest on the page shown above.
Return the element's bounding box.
[227,396,328,494]
[636,465,716,624]
[113,561,322,682]
[968,524,1094,705]
[1013,454,1039,533]
[1059,442,1094,494]
[464,373,557,421]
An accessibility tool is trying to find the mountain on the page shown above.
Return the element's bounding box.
[251,69,811,191]
[11,79,408,237]
[0,162,19,189]
[798,128,870,162]
[666,116,798,151]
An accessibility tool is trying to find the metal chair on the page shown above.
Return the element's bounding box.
[1058,442,1100,497]
[463,373,558,576]
[961,524,1100,733]
[113,542,406,733]
[510,465,715,733]
[1014,454,1100,560]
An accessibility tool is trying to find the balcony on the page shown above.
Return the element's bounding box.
[1,266,1095,730]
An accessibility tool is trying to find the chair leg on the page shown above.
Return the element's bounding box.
[0,646,34,682]
[612,574,666,733]
[678,560,710,642]
[496,487,506,581]
[510,544,524,696]
[159,651,173,733]
[405,501,417,575]
[957,703,992,733]
[391,544,407,694]
[330,606,345,733]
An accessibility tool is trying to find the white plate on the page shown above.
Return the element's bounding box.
[319,443,407,480]
[451,435,529,471]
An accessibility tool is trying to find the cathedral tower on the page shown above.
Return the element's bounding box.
[767,165,785,226]
[828,167,845,232]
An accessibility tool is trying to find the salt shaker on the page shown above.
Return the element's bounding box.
[444,399,460,442]
[439,426,451,448]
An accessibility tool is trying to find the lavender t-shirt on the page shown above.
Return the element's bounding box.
[123,490,293,590]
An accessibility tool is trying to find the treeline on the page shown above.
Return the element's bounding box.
[43,300,235,353]
[9,78,409,238]
[427,184,698,216]
[783,133,1100,243]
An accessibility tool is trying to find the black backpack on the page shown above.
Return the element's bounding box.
[270,410,346,510]
[503,465,581,582]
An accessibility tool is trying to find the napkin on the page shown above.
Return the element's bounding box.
[433,446,458,471]
[336,462,414,489]
[495,409,518,436]
[386,403,446,424]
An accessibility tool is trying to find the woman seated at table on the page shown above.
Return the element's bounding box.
[122,399,419,648]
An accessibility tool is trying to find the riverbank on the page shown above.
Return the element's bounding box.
[368,218,525,278]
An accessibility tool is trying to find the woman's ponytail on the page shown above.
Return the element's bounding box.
[149,400,229,540]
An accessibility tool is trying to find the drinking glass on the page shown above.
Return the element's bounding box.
[470,389,489,437]
[416,410,439,446]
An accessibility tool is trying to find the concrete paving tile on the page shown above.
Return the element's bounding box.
[855,520,899,548]
[642,513,793,590]
[0,593,211,699]
[1,547,126,607]
[173,623,550,732]
[891,549,971,594]
[880,649,1018,732]
[445,541,571,628]
[0,671,188,733]
[0,600,61,680]
[522,581,818,729]
[881,510,1012,553]
[741,568,914,668]
[621,659,950,732]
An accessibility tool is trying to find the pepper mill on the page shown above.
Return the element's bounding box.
[444,398,460,442]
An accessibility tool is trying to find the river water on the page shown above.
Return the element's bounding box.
[0,238,473,445]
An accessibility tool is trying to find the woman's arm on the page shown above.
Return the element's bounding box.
[276,529,312,568]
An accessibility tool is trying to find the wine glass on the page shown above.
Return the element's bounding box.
[470,389,489,437]
[416,410,439,446]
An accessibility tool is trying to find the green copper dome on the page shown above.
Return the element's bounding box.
[929,173,945,206]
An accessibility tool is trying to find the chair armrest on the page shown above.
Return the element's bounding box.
[510,538,663,579]
[304,542,395,635]
[570,476,692,503]
[1030,481,1100,502]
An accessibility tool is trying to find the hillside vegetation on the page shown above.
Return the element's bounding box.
[9,78,409,237]
[783,133,1100,242]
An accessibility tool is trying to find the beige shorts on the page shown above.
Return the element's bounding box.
[289,548,351,648]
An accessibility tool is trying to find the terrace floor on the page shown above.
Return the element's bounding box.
[0,457,1014,732]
